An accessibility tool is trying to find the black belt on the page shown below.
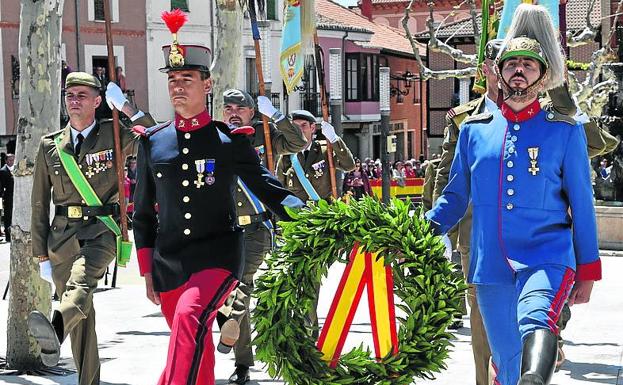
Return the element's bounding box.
[55,204,120,220]
[237,212,270,227]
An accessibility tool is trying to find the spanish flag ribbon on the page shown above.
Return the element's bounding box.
[317,243,398,368]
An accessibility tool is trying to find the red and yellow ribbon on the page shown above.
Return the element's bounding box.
[316,243,398,367]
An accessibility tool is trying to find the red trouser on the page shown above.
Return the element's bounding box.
[158,268,238,385]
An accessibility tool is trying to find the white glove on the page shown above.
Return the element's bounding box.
[321,121,338,143]
[39,260,53,284]
[441,235,453,260]
[105,82,128,111]
[257,96,278,118]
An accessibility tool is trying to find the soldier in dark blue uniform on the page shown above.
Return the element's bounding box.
[132,14,303,385]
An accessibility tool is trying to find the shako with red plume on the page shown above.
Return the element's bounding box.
[162,9,188,68]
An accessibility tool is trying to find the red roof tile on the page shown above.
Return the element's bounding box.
[317,0,425,55]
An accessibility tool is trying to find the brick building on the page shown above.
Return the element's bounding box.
[0,0,149,148]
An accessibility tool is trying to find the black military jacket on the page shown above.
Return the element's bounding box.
[133,110,295,292]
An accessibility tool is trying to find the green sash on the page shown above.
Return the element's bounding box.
[53,135,132,267]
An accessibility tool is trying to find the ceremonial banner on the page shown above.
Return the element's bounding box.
[317,243,398,367]
[280,1,304,94]
[473,0,499,93]
[497,0,559,39]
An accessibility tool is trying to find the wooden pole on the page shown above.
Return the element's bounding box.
[253,39,275,173]
[103,0,128,283]
[248,10,275,173]
[313,33,338,199]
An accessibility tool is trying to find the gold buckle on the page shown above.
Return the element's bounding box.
[238,215,252,226]
[67,206,83,219]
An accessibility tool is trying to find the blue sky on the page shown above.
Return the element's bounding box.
[334,0,358,6]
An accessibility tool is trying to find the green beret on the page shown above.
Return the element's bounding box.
[223,89,255,108]
[290,110,316,123]
[65,72,101,89]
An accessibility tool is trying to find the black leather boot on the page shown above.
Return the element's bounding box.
[228,365,250,384]
[518,329,558,385]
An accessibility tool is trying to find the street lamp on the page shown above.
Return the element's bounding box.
[380,67,391,204]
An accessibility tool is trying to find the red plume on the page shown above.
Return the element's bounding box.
[161,9,188,34]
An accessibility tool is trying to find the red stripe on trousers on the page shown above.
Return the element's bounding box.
[158,268,238,385]
[547,267,575,334]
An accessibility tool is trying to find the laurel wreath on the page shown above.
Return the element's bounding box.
[253,197,467,385]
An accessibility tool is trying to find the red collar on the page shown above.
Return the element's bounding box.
[175,109,212,132]
[501,100,541,122]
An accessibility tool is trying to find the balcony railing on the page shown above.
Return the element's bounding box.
[299,91,328,118]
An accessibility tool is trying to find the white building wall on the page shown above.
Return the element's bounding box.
[146,0,214,122]
[145,0,299,121]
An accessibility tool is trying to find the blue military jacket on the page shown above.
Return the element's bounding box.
[133,110,303,292]
[427,100,601,285]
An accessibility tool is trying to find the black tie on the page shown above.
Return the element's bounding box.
[75,133,84,156]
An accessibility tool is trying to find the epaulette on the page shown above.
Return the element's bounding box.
[463,112,493,124]
[43,129,64,139]
[448,98,482,119]
[543,106,576,126]
[134,121,173,138]
[230,126,255,136]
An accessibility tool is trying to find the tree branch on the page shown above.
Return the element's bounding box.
[574,48,617,104]
[468,0,479,45]
[425,1,477,65]
[582,79,618,117]
[401,0,476,80]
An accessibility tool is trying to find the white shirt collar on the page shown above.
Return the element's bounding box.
[484,95,498,113]
[70,120,97,146]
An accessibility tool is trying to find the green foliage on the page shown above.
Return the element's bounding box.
[253,196,468,385]
[566,60,590,71]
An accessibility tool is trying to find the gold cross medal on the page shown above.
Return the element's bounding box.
[528,147,540,176]
[95,151,106,173]
[85,153,95,178]
[194,159,206,188]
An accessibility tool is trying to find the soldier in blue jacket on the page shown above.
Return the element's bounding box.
[426,7,601,385]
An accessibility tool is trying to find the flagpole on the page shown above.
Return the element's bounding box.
[249,7,275,173]
[103,0,127,286]
[313,33,338,199]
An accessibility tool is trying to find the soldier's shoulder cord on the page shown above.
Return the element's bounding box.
[463,111,494,125]
[543,105,576,126]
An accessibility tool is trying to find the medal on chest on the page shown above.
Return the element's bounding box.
[194,158,216,188]
[84,149,113,178]
[205,159,216,185]
[528,147,540,176]
[311,160,326,178]
[85,153,96,178]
